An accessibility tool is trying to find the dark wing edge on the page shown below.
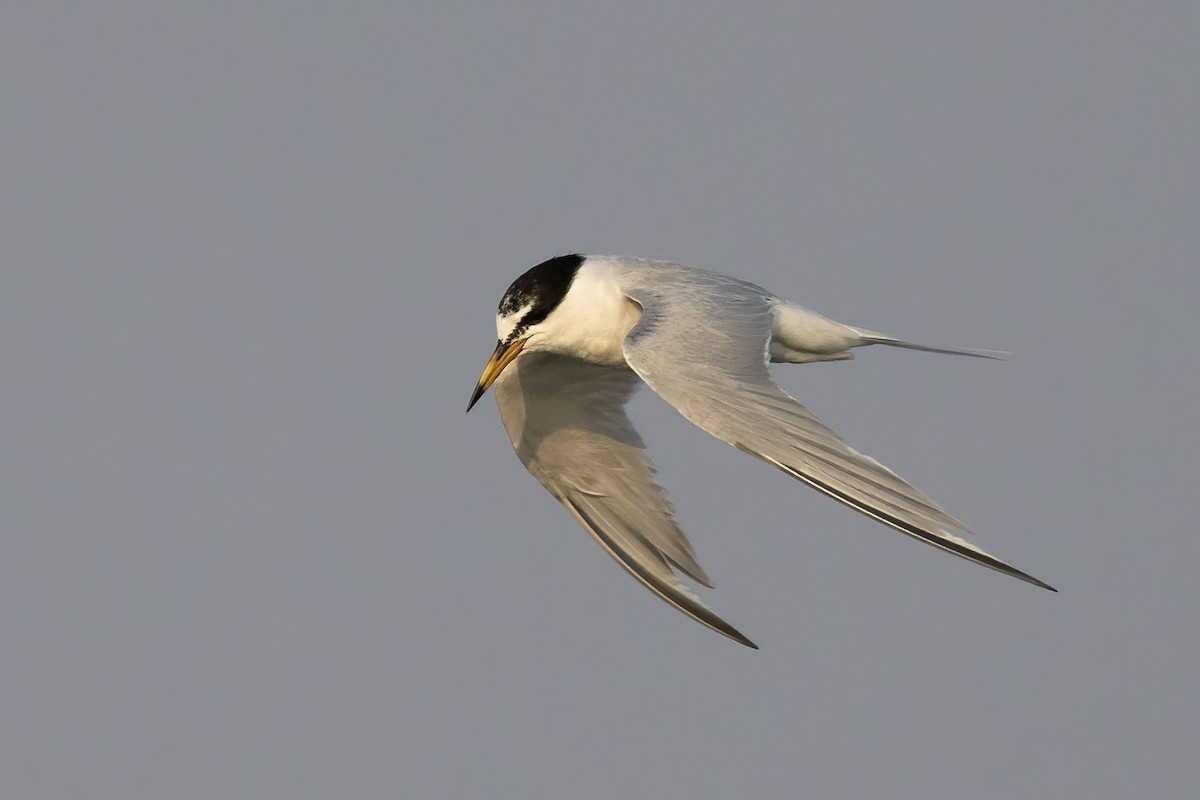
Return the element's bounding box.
[562,494,758,648]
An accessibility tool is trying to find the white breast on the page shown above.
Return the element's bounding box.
[535,258,643,366]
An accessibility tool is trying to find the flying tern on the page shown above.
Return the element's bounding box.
[468,254,1053,648]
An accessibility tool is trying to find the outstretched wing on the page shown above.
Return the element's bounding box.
[615,260,1054,591]
[492,350,757,647]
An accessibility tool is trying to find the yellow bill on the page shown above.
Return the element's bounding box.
[466,338,526,412]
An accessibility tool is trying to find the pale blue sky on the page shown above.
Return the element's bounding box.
[3,3,1198,797]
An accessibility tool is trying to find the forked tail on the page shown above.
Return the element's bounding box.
[853,329,1009,360]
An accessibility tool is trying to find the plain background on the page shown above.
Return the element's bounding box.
[4,2,1197,798]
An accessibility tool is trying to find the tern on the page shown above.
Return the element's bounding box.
[468,254,1053,648]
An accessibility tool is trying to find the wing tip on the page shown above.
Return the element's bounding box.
[709,616,759,649]
[692,608,758,649]
[731,631,760,650]
[563,496,760,648]
[1013,571,1057,592]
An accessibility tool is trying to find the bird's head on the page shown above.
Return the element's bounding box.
[466,254,584,411]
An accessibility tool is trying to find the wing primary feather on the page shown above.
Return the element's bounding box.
[563,497,758,648]
[704,391,965,528]
[743,446,1056,591]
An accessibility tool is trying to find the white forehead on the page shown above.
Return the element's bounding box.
[495,301,533,341]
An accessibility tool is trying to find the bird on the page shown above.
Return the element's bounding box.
[467,254,1054,648]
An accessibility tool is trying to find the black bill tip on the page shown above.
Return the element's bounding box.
[466,382,487,413]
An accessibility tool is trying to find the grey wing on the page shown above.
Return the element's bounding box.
[492,350,757,648]
[615,263,1054,590]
